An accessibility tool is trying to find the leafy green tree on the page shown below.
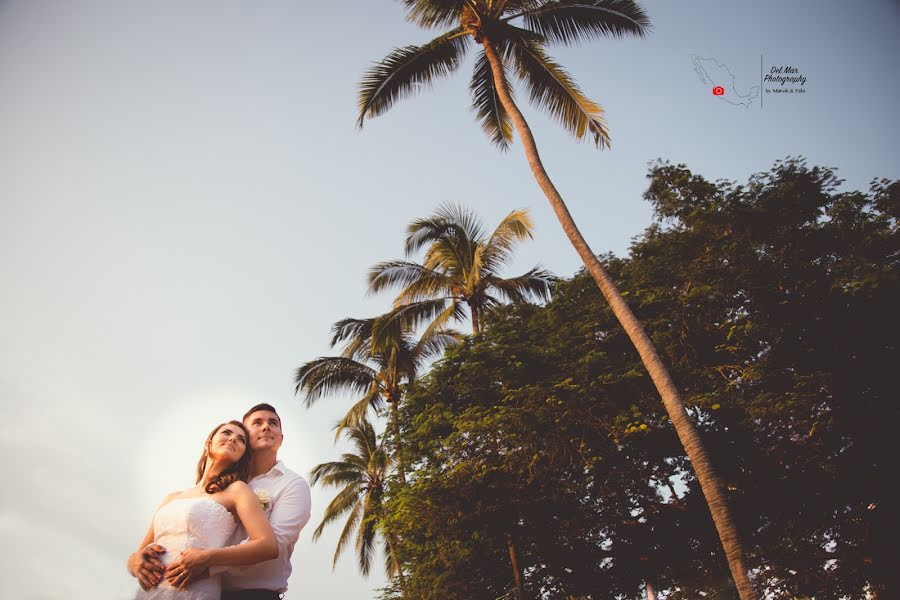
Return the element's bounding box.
[380,159,898,599]
[633,158,899,599]
[309,419,404,586]
[381,297,674,600]
[369,203,554,334]
[356,4,756,595]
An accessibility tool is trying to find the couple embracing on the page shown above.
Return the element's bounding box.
[127,403,312,600]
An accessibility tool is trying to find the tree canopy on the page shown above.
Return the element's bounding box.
[376,158,898,599]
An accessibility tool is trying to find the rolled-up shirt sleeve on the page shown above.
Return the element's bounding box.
[269,477,311,553]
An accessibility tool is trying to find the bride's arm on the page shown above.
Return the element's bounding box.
[170,482,277,577]
[208,481,278,565]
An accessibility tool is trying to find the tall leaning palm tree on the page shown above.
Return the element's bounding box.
[295,308,459,483]
[356,2,756,598]
[369,203,554,334]
[309,419,406,589]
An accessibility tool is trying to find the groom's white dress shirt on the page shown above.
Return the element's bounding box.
[219,460,312,593]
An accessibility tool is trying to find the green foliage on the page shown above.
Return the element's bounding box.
[633,158,899,599]
[376,159,898,599]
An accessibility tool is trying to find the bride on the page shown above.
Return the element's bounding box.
[127,421,277,599]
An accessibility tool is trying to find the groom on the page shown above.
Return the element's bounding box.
[148,403,311,599]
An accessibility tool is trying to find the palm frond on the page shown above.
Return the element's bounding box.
[376,298,459,336]
[340,452,370,471]
[347,418,380,460]
[484,267,556,303]
[313,486,363,542]
[294,356,378,406]
[315,467,366,489]
[409,300,468,358]
[366,318,413,376]
[329,317,378,362]
[414,206,484,283]
[384,538,398,578]
[330,500,363,567]
[404,215,456,257]
[483,292,501,306]
[330,317,375,349]
[356,505,380,577]
[511,34,610,147]
[413,326,465,364]
[334,387,385,439]
[517,0,651,46]
[433,202,487,246]
[406,203,486,259]
[421,237,472,280]
[368,260,452,298]
[357,29,470,128]
[309,460,364,487]
[399,0,467,29]
[394,275,457,306]
[480,208,535,271]
[499,0,548,14]
[470,49,514,150]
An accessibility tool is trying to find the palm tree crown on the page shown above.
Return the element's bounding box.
[295,308,461,487]
[368,203,555,333]
[309,419,394,577]
[294,309,459,432]
[358,0,651,150]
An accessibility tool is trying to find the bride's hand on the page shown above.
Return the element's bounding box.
[165,547,211,589]
[128,544,166,590]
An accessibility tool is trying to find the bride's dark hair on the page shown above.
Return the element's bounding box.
[195,420,252,494]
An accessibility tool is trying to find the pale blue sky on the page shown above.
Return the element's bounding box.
[1,1,897,598]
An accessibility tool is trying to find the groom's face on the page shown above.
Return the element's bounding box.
[244,410,283,453]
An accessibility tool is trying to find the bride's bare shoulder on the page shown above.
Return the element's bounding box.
[157,490,185,509]
[223,480,252,496]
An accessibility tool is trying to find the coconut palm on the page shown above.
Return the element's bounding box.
[356,2,756,597]
[369,203,554,334]
[295,307,459,482]
[309,419,406,587]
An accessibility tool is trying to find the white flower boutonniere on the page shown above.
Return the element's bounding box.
[255,489,271,511]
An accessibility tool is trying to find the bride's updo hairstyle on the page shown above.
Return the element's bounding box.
[195,420,252,494]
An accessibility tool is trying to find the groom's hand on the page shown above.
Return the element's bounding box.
[165,547,211,589]
[127,544,166,590]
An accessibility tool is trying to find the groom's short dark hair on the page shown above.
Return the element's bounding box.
[243,403,281,426]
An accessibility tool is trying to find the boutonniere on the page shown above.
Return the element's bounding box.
[255,489,271,511]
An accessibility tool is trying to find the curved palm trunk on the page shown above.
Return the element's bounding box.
[481,39,756,600]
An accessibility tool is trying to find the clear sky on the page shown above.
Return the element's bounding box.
[1,1,898,598]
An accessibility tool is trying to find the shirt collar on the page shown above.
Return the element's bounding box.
[256,459,285,479]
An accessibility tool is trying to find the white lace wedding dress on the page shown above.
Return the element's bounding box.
[134,497,237,600]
